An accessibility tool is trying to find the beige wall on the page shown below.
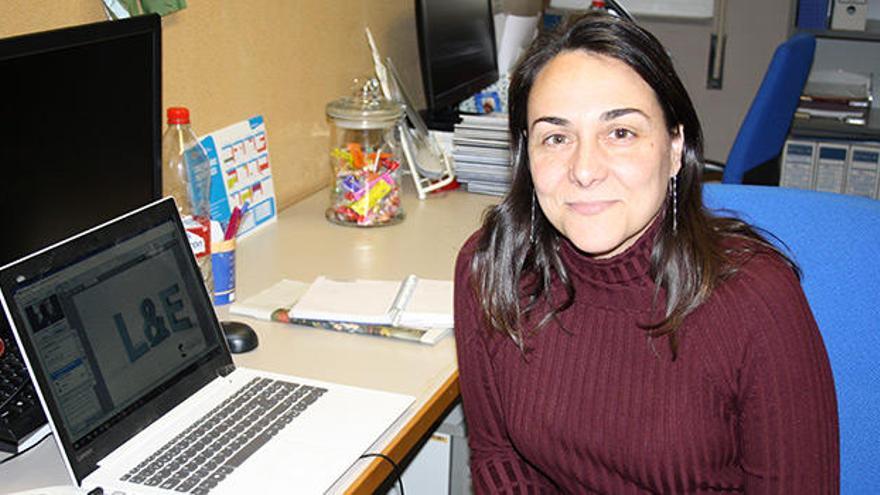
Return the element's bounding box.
[496,0,543,15]
[0,0,423,209]
[0,0,793,201]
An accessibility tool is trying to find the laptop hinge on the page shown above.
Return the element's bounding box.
[216,364,236,378]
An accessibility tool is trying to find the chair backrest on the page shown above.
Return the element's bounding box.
[703,183,880,493]
[722,33,816,184]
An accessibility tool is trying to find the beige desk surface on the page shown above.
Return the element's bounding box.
[1,185,497,494]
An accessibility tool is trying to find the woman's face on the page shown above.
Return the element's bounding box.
[527,50,683,258]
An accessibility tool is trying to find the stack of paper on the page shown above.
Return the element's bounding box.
[796,69,873,126]
[230,275,454,345]
[291,278,405,325]
[453,114,512,196]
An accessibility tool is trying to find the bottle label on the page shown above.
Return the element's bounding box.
[184,145,211,210]
[182,215,211,259]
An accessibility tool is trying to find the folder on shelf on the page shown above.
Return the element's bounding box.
[846,144,880,199]
[780,139,817,190]
[797,69,872,126]
[796,0,830,30]
[795,107,868,126]
[815,142,849,193]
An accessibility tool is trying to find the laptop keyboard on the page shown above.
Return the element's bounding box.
[120,377,326,494]
[0,337,47,453]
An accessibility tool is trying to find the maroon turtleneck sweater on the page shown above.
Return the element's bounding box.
[453,225,839,494]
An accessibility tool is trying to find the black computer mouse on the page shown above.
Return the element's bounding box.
[221,321,259,354]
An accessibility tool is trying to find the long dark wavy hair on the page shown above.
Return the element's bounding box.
[470,13,795,358]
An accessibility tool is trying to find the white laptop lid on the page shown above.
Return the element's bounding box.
[0,197,235,486]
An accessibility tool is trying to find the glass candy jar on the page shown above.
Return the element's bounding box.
[325,79,405,227]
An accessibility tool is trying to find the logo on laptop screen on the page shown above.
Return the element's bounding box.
[113,283,194,364]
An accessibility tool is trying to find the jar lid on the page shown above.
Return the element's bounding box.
[326,78,404,130]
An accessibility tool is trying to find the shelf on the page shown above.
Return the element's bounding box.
[790,112,880,142]
[800,19,880,42]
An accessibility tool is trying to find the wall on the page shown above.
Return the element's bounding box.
[497,0,543,15]
[638,0,794,161]
[0,0,423,210]
[1,0,793,197]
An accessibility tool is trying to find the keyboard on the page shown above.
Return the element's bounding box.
[0,332,47,453]
[121,377,326,494]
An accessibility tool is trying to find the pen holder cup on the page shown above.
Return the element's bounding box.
[211,239,236,305]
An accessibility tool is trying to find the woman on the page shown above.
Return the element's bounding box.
[454,13,839,494]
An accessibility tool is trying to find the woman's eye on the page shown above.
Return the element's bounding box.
[611,128,635,140]
[543,134,569,146]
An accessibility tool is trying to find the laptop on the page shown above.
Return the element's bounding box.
[0,197,414,494]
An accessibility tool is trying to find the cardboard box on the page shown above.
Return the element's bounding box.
[831,0,868,31]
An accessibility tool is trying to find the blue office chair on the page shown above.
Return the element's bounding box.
[702,184,880,493]
[719,33,816,184]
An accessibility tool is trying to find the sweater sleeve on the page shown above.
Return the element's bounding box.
[453,240,558,494]
[720,253,839,493]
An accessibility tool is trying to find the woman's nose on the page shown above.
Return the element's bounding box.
[569,139,608,188]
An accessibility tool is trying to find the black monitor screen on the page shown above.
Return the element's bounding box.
[416,0,498,129]
[0,14,162,269]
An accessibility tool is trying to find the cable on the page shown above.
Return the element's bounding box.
[0,430,51,466]
[358,452,405,495]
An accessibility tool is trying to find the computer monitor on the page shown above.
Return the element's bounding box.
[415,0,499,131]
[0,15,162,267]
[0,14,162,450]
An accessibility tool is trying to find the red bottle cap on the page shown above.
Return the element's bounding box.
[167,107,190,125]
[591,0,606,7]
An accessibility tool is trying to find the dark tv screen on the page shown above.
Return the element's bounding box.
[0,14,162,268]
[416,0,498,127]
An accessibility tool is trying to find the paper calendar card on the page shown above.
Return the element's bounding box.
[202,115,277,238]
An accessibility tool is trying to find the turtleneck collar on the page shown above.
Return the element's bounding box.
[558,212,663,287]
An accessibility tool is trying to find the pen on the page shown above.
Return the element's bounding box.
[224,201,249,240]
[224,206,240,240]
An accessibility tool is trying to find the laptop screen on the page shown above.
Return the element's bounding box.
[0,198,230,481]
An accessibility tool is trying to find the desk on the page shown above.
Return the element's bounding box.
[0,185,497,494]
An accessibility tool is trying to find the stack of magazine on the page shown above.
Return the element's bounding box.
[453,114,513,196]
[795,69,873,126]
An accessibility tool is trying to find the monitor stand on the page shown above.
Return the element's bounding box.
[420,106,461,132]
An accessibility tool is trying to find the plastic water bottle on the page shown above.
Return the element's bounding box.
[162,106,213,291]
[589,0,623,17]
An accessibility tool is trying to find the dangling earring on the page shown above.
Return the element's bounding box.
[513,133,525,169]
[670,174,678,233]
[530,192,536,244]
